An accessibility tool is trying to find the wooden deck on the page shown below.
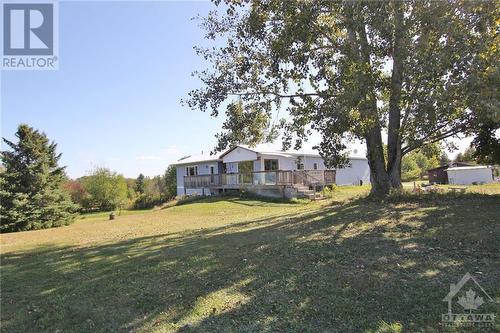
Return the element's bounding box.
[184,170,336,189]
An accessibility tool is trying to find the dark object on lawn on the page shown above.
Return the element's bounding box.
[109,212,115,220]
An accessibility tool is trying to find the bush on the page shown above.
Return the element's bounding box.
[133,193,164,209]
[322,185,339,198]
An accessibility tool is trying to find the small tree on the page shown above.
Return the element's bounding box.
[401,155,421,182]
[135,173,146,194]
[163,165,177,199]
[80,168,128,211]
[62,180,88,207]
[456,147,477,163]
[0,124,77,232]
[440,153,451,166]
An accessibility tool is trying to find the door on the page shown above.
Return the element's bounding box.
[264,159,279,184]
[238,161,253,184]
[210,165,215,184]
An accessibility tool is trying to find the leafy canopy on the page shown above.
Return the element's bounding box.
[186,0,498,194]
[80,167,129,211]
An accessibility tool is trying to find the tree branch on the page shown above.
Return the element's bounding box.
[227,91,327,99]
[402,126,465,155]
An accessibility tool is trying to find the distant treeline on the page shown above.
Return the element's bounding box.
[63,167,177,212]
[0,124,176,233]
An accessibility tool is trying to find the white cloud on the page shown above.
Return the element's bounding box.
[136,155,163,161]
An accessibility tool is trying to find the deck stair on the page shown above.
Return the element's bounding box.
[293,184,323,200]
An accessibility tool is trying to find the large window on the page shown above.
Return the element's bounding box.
[264,159,279,171]
[186,166,198,176]
[238,161,254,174]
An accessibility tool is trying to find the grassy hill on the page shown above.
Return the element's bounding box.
[1,185,499,332]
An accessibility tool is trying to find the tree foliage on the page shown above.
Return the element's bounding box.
[80,167,129,211]
[163,165,177,200]
[0,124,77,232]
[62,180,88,205]
[135,173,146,194]
[470,123,500,164]
[401,148,440,181]
[455,147,477,163]
[187,0,498,196]
[213,101,278,153]
[133,167,177,209]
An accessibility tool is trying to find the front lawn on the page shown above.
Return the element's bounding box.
[1,185,499,332]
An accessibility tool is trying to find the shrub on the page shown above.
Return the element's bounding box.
[322,185,339,198]
[133,193,163,209]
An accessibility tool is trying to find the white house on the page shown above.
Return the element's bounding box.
[446,166,494,185]
[172,144,370,198]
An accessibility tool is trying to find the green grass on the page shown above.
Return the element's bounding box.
[79,208,153,220]
[1,185,499,332]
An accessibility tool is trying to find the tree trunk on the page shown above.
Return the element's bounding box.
[386,0,405,190]
[347,4,396,197]
[388,152,402,188]
[365,130,391,196]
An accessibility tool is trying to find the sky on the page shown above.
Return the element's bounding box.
[1,1,472,179]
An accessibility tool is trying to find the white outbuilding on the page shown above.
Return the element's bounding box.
[446,166,494,185]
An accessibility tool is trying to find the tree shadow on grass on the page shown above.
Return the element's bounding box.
[1,194,499,332]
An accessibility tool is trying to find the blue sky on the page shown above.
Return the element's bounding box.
[1,1,472,179]
[1,1,231,178]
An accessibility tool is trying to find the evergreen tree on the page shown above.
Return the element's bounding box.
[0,125,77,233]
[135,173,146,194]
[163,165,177,199]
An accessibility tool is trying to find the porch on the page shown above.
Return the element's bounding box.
[184,170,336,196]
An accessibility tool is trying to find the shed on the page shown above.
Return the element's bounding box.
[446,166,494,185]
[427,162,470,184]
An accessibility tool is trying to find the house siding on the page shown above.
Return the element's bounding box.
[222,147,258,164]
[447,168,493,185]
[176,161,219,196]
[174,144,371,196]
[335,159,371,185]
[259,153,296,171]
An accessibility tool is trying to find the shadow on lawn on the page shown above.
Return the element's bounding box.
[1,194,499,332]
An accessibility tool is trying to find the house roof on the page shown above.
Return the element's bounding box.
[219,143,367,160]
[172,143,367,166]
[170,153,221,166]
[427,162,471,172]
[447,165,491,171]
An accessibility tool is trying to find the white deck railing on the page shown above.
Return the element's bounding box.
[184,170,335,188]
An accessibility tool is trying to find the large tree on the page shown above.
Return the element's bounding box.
[186,0,498,196]
[0,125,77,232]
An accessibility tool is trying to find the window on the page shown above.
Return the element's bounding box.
[297,162,304,170]
[238,161,254,174]
[186,166,197,176]
[313,163,318,170]
[264,159,279,171]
